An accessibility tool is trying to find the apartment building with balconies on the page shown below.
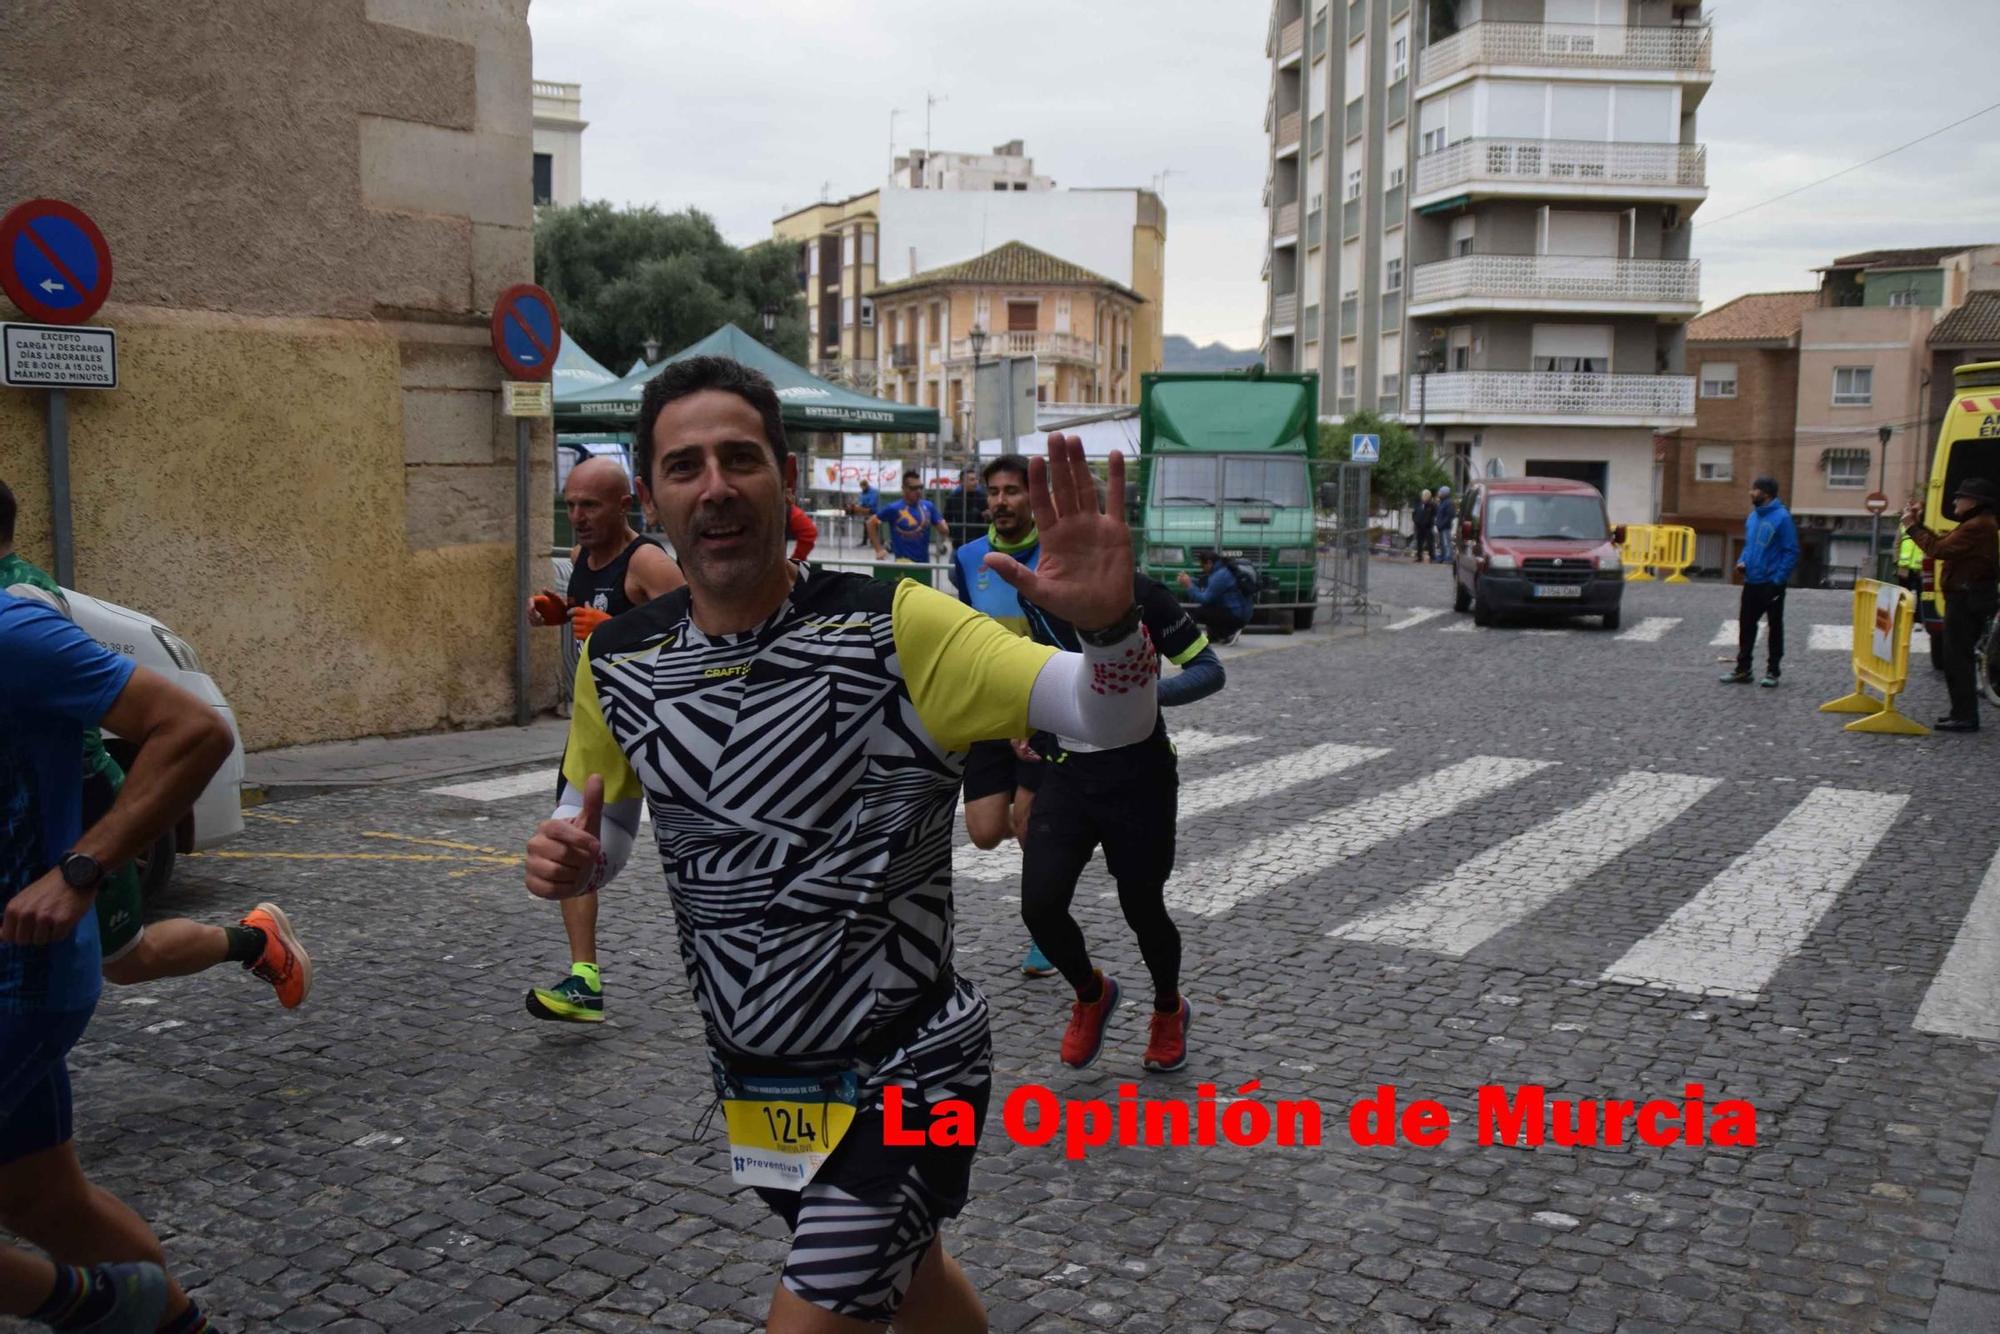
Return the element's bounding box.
[1400,0,1710,524]
[1262,0,1421,415]
[771,191,883,387]
[869,241,1141,443]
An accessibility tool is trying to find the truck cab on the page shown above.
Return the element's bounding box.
[1453,478,1626,629]
[1916,362,2000,666]
[1137,371,1321,630]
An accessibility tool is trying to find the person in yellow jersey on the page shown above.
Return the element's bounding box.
[523,356,1158,1331]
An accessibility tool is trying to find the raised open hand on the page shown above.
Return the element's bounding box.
[983,434,1133,632]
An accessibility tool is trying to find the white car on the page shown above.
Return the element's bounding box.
[60,590,246,897]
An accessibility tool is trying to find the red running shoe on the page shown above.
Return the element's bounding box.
[1143,997,1192,1073]
[241,902,312,1009]
[1060,973,1120,1069]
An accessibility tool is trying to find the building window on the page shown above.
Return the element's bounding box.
[808,246,820,278]
[1695,445,1733,482]
[860,297,875,328]
[861,232,876,265]
[1826,448,1870,488]
[1887,288,1919,307]
[532,152,554,206]
[842,234,856,267]
[1450,215,1475,257]
[1385,257,1403,291]
[1391,36,1407,81]
[1386,165,1404,190]
[992,182,1009,191]
[1007,300,1038,332]
[841,297,854,327]
[1345,168,1362,201]
[1382,372,1401,400]
[1832,366,1873,406]
[1530,324,1611,373]
[1340,365,1357,396]
[1699,361,1738,398]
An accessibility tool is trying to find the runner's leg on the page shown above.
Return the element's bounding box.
[100,918,226,984]
[0,1142,193,1325]
[1018,769,1101,995]
[961,741,1017,850]
[1099,771,1182,1011]
[562,891,598,967]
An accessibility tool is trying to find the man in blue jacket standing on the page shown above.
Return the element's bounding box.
[1722,475,1800,687]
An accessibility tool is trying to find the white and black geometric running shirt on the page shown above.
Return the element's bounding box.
[561,563,1058,1102]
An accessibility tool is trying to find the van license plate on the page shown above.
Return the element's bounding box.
[1532,584,1582,599]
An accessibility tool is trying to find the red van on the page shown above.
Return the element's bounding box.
[1452,478,1626,629]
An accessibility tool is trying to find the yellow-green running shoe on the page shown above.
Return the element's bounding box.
[526,970,603,1023]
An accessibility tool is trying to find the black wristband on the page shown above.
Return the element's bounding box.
[1078,602,1143,647]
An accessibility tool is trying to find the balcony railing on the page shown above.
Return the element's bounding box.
[1272,293,1298,328]
[1413,370,1695,422]
[1276,110,1302,154]
[947,331,1097,363]
[889,343,916,369]
[1410,254,1700,310]
[1279,17,1305,62]
[1274,201,1300,239]
[1415,138,1708,199]
[1419,21,1713,88]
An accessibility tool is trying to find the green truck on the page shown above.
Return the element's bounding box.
[1136,370,1322,630]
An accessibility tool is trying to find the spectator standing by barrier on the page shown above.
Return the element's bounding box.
[1721,476,1799,689]
[943,465,988,549]
[1412,490,1436,563]
[1903,478,1999,732]
[1435,486,1457,563]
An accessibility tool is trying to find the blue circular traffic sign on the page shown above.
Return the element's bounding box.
[0,199,114,325]
[490,283,561,382]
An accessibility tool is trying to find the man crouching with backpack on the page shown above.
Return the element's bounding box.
[1177,549,1255,645]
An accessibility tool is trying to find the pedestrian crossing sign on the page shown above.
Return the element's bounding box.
[1351,433,1380,463]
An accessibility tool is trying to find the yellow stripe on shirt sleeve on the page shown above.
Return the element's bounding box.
[561,651,645,802]
[891,579,1058,751]
[1167,633,1210,666]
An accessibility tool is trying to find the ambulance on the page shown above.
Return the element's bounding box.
[1918,361,2000,689]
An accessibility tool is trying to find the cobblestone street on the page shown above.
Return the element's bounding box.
[42,563,2000,1332]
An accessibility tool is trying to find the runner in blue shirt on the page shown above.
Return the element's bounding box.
[869,470,950,563]
[0,591,236,1334]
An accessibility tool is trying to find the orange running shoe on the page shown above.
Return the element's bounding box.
[241,903,312,1008]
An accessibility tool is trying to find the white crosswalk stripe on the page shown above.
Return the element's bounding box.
[1599,786,1909,999]
[1914,848,2000,1043]
[1167,755,1554,919]
[1386,607,1448,631]
[1172,729,1260,758]
[1711,620,1738,646]
[429,769,551,802]
[952,741,1388,884]
[1809,623,1849,651]
[1440,621,1474,633]
[1331,770,1720,956]
[1615,617,1682,642]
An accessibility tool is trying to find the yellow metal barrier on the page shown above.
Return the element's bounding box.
[1649,525,1696,583]
[1621,524,1658,581]
[1819,579,1929,736]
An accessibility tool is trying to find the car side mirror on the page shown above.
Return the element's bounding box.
[1613,524,1628,545]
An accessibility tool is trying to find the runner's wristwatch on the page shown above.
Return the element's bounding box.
[59,852,105,893]
[1079,602,1144,647]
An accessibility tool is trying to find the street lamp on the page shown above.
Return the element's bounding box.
[760,303,778,343]
[966,325,987,447]
[642,334,661,365]
[1871,424,1893,578]
[1415,348,1432,464]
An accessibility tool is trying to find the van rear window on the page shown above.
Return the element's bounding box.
[1942,439,2000,514]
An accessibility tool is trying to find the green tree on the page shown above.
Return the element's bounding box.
[533,202,807,370]
[1317,410,1448,510]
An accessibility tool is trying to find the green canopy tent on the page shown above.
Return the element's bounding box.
[558,322,940,436]
[551,332,620,402]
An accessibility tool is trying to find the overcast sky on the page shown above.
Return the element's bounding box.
[530,0,2000,350]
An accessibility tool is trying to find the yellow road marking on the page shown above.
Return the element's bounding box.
[245,810,301,825]
[362,831,513,856]
[188,850,517,866]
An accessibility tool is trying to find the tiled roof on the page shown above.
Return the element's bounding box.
[1824,245,1991,271]
[871,241,1141,300]
[1930,290,2000,347]
[1688,290,1816,343]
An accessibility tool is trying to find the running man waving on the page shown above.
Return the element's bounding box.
[524,356,1156,1332]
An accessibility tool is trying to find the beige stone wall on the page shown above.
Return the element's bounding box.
[0,0,556,749]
